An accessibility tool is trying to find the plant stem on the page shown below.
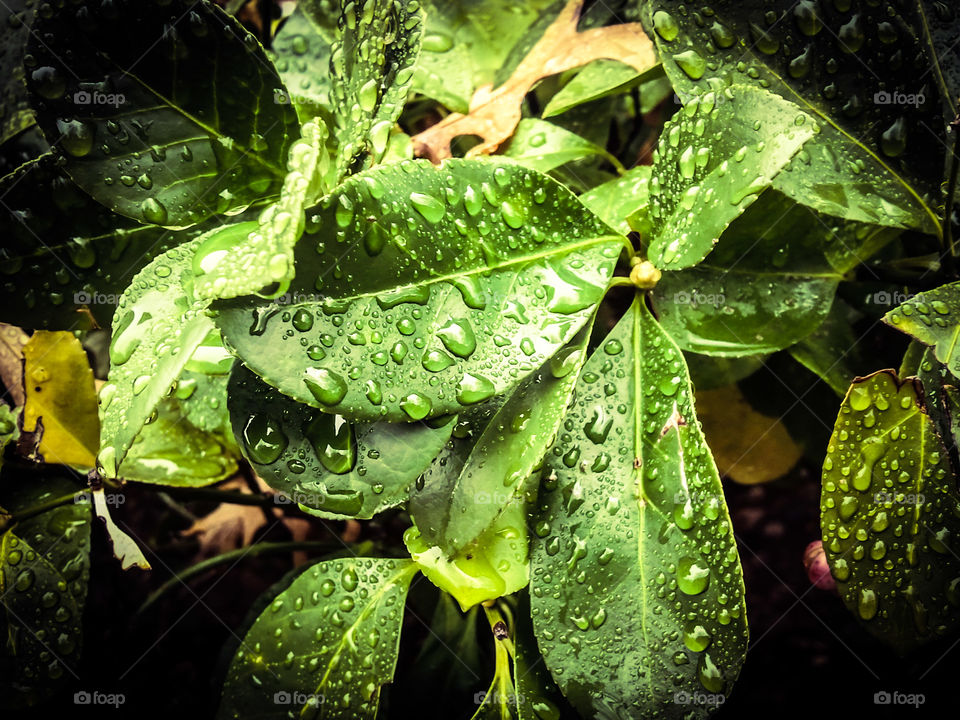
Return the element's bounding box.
[941,115,960,278]
[137,540,342,614]
[6,490,85,526]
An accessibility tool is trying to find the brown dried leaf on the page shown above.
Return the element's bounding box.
[411,0,656,162]
[183,478,275,555]
[0,322,29,407]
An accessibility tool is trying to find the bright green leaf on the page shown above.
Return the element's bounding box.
[218,557,417,720]
[215,159,622,422]
[25,0,300,227]
[227,363,453,519]
[578,165,651,235]
[884,281,960,379]
[503,118,621,175]
[329,0,423,177]
[642,85,817,270]
[820,370,960,652]
[640,1,944,233]
[530,297,748,716]
[542,59,656,118]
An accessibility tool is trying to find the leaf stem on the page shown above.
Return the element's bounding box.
[942,116,960,278]
[136,540,347,614]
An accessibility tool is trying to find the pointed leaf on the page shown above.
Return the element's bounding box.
[215,159,622,422]
[272,6,337,121]
[640,1,944,232]
[503,118,620,174]
[25,0,300,227]
[578,165,651,235]
[0,475,91,708]
[227,363,453,519]
[884,281,960,378]
[218,557,417,720]
[914,1,960,124]
[22,331,99,468]
[820,370,960,652]
[642,85,816,270]
[329,0,423,177]
[542,59,654,118]
[530,297,748,717]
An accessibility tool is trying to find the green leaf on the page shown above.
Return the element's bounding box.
[193,118,332,301]
[123,401,238,487]
[329,0,423,177]
[97,230,245,477]
[530,297,748,716]
[503,118,621,175]
[642,85,817,270]
[0,1,36,145]
[820,370,960,652]
[412,0,559,113]
[790,298,861,397]
[512,593,570,720]
[227,363,453,519]
[685,352,766,391]
[914,1,960,124]
[405,493,529,612]
[0,475,91,709]
[652,190,896,356]
[418,320,593,555]
[0,406,20,472]
[272,5,337,121]
[218,557,417,720]
[215,158,623,422]
[640,1,944,233]
[578,165,651,235]
[0,154,212,331]
[884,281,960,378]
[25,0,300,227]
[542,59,655,118]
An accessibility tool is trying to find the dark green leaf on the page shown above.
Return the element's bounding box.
[25,0,300,227]
[330,0,422,177]
[227,363,453,519]
[640,1,944,232]
[215,159,623,422]
[884,281,960,378]
[642,85,816,270]
[790,298,862,397]
[915,0,960,124]
[218,557,417,720]
[820,370,960,652]
[0,475,91,708]
[530,297,748,717]
[0,1,35,145]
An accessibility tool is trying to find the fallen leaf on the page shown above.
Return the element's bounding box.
[411,0,656,161]
[22,331,99,468]
[696,385,802,485]
[183,477,276,555]
[0,323,29,407]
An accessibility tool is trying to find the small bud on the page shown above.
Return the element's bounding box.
[629,260,661,289]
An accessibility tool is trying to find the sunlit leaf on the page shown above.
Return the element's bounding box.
[884,281,960,379]
[503,118,621,175]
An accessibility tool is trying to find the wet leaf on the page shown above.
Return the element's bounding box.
[272,5,337,121]
[218,557,418,720]
[0,0,35,145]
[215,158,622,423]
[578,165,651,235]
[22,331,99,468]
[820,370,960,652]
[193,118,333,301]
[884,281,960,378]
[915,0,960,125]
[227,363,453,519]
[0,475,91,709]
[503,118,620,175]
[419,321,593,555]
[405,493,529,612]
[412,0,656,161]
[530,297,748,717]
[0,405,21,472]
[641,85,817,271]
[329,0,423,178]
[543,59,658,118]
[697,385,802,485]
[25,0,299,227]
[640,1,944,233]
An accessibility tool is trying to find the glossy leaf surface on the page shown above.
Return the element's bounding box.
[884,281,960,379]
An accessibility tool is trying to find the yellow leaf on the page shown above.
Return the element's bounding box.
[696,385,801,485]
[22,331,99,468]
